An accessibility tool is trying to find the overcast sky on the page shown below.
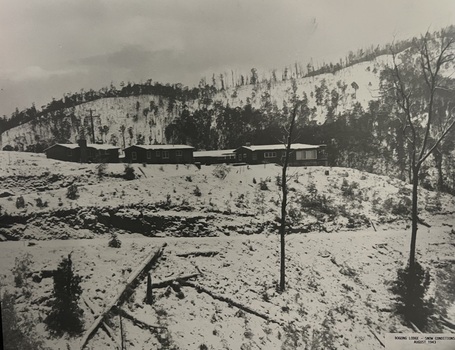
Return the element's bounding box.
[0,0,454,117]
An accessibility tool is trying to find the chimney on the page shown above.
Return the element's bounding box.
[246,142,251,147]
[78,139,87,163]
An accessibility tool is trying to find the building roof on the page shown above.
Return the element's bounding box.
[86,144,120,150]
[194,149,235,157]
[44,143,119,152]
[125,144,194,150]
[236,143,324,152]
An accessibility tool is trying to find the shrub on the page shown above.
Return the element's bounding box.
[185,175,193,182]
[35,197,48,208]
[123,164,135,180]
[12,253,33,297]
[45,254,84,336]
[96,162,107,179]
[252,177,257,184]
[390,261,436,330]
[66,184,79,200]
[299,189,338,219]
[213,164,231,180]
[193,186,202,197]
[108,233,122,248]
[259,179,269,191]
[1,291,48,350]
[16,195,26,209]
[340,178,359,199]
[383,197,411,217]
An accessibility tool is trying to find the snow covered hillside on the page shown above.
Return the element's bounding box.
[0,54,390,151]
[1,152,454,349]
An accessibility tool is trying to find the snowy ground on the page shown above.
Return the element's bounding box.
[1,151,454,349]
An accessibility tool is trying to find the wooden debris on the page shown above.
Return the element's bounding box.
[409,321,422,333]
[151,273,200,289]
[79,244,165,349]
[368,326,385,348]
[116,307,166,330]
[176,251,219,258]
[441,315,455,330]
[181,281,282,326]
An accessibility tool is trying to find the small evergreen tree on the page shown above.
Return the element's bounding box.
[390,261,436,330]
[45,254,84,336]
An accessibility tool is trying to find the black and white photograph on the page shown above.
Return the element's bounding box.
[1,1,455,349]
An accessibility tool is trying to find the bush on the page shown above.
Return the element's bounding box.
[299,184,338,219]
[259,179,269,191]
[1,291,48,350]
[193,186,202,197]
[45,254,84,336]
[66,184,79,200]
[390,261,436,330]
[12,253,33,290]
[108,233,122,248]
[185,175,193,182]
[16,195,26,209]
[340,178,359,199]
[96,162,107,179]
[35,197,48,208]
[383,197,411,216]
[124,164,135,180]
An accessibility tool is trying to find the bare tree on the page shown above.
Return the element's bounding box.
[387,30,455,275]
[279,80,309,292]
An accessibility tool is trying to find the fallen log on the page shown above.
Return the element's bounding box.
[409,321,422,333]
[181,281,282,326]
[151,273,200,289]
[176,251,219,258]
[79,244,166,349]
[101,322,120,350]
[441,315,455,330]
[368,326,385,348]
[116,307,166,330]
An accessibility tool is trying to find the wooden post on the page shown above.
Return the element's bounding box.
[146,271,153,305]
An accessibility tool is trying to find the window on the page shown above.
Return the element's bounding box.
[162,150,169,159]
[66,149,72,157]
[176,150,183,157]
[243,154,247,160]
[156,151,161,157]
[132,151,137,161]
[252,153,257,161]
[104,150,109,155]
[296,150,317,160]
[239,154,242,161]
[264,151,277,158]
[146,151,151,160]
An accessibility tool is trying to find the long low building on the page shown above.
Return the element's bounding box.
[193,149,236,165]
[44,140,120,163]
[124,144,194,164]
[234,143,328,166]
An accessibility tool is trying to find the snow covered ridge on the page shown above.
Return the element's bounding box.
[0,54,388,151]
[1,151,455,349]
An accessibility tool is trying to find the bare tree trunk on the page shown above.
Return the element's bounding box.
[409,166,419,273]
[433,148,444,191]
[279,104,299,292]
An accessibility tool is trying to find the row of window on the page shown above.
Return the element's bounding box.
[131,150,184,160]
[237,150,318,161]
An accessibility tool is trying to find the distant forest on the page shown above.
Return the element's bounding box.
[0,32,420,135]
